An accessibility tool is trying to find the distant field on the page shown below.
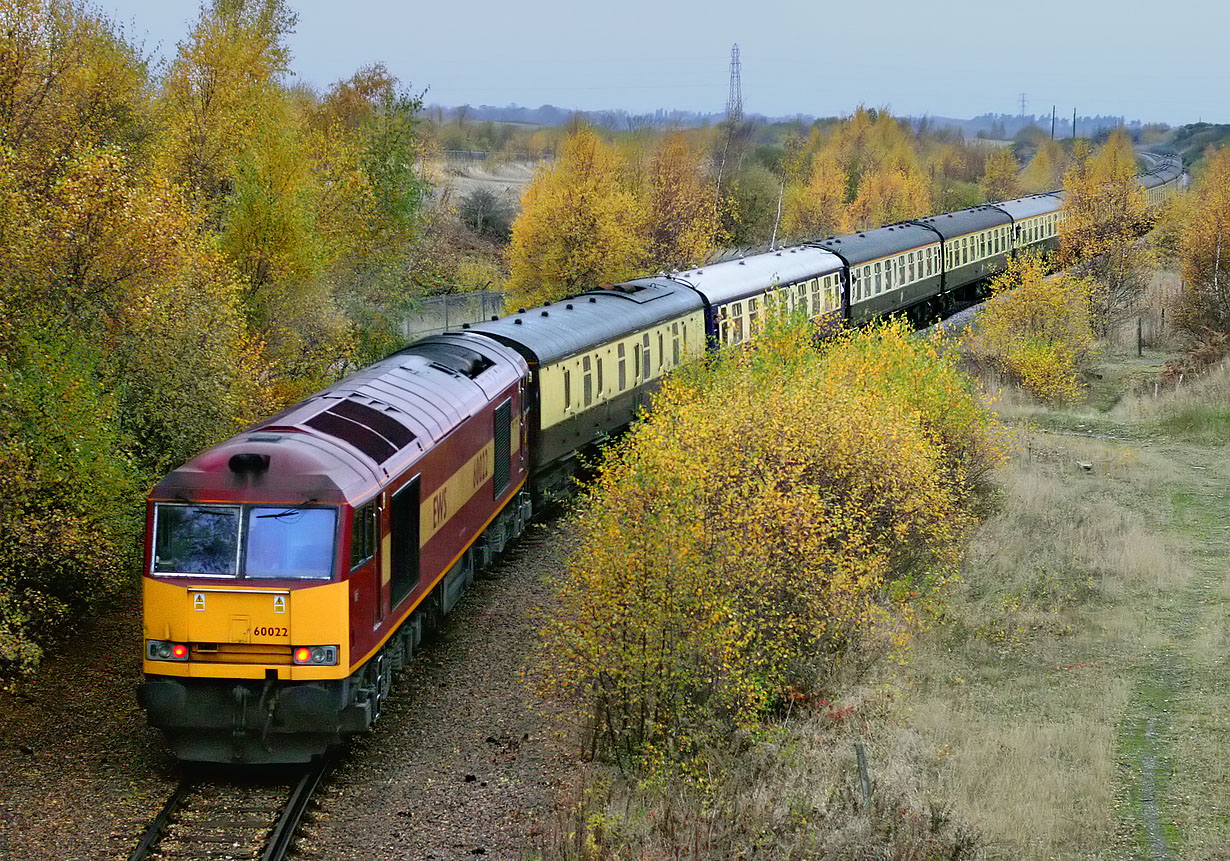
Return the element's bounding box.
[433,157,541,206]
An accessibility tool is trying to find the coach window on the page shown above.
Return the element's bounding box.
[642,333,651,377]
[633,344,642,379]
[563,369,572,410]
[350,502,377,569]
[583,356,593,407]
[658,332,665,369]
[672,323,680,365]
[617,343,627,389]
[749,297,760,333]
[897,256,906,285]
[596,357,604,396]
[873,262,881,293]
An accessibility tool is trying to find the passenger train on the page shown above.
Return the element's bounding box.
[138,154,1182,763]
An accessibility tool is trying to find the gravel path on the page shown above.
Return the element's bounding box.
[0,517,574,861]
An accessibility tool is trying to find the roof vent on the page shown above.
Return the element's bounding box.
[514,318,523,325]
[461,323,470,329]
[228,452,270,474]
[566,303,573,310]
[588,296,597,303]
[541,310,549,317]
[491,315,499,321]
[738,260,746,265]
[518,307,526,313]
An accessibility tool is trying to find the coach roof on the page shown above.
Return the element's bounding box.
[462,279,703,366]
[663,245,843,305]
[810,222,940,266]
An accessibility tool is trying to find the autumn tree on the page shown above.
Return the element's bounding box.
[1176,146,1230,338]
[1058,131,1152,335]
[979,146,1022,202]
[843,166,931,231]
[0,1,269,673]
[1020,139,1065,193]
[532,317,996,770]
[967,255,1095,403]
[640,132,723,270]
[782,150,846,240]
[507,125,644,304]
[156,0,296,215]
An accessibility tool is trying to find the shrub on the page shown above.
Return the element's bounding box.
[966,255,1096,404]
[532,316,996,774]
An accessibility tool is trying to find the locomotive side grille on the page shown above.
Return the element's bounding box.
[493,400,511,498]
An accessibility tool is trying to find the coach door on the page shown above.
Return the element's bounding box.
[388,477,421,611]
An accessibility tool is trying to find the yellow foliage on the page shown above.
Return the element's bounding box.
[533,316,997,771]
[640,132,723,271]
[782,150,845,240]
[966,255,1095,403]
[843,165,931,231]
[1020,139,1065,194]
[1177,146,1230,335]
[979,147,1022,202]
[1059,130,1152,335]
[507,125,645,305]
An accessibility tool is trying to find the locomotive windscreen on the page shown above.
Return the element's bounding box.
[151,502,338,580]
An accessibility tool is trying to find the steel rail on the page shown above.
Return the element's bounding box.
[261,756,331,861]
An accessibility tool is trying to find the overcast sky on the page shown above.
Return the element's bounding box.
[96,0,1224,124]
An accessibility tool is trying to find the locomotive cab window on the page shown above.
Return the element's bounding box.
[350,502,378,569]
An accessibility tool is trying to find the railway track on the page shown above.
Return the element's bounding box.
[128,756,331,861]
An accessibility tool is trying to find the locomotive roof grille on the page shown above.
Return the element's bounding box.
[304,398,418,464]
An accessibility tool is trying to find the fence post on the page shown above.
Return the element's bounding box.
[854,742,872,807]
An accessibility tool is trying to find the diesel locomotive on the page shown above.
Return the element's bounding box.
[138,155,1182,763]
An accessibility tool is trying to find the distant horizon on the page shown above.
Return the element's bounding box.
[420,102,1180,138]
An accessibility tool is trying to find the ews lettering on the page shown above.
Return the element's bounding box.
[431,488,449,530]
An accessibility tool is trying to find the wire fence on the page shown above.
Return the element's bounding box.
[400,291,505,342]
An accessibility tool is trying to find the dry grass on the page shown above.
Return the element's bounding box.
[900,441,1190,857]
[535,687,982,861]
[899,347,1230,858]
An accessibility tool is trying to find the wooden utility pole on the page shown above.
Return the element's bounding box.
[1051,105,1056,139]
[1073,107,1077,139]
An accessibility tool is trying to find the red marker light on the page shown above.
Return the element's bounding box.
[294,647,312,664]
[171,643,188,659]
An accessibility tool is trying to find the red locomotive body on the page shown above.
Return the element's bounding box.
[139,335,531,763]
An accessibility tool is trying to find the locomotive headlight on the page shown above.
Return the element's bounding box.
[292,645,338,666]
[146,640,189,662]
